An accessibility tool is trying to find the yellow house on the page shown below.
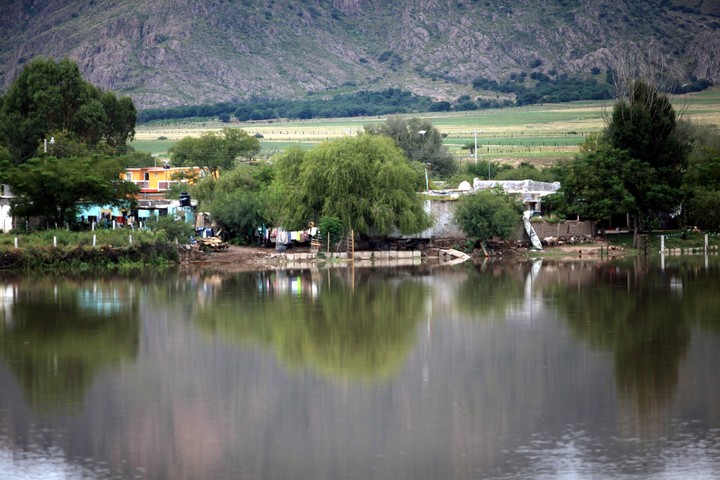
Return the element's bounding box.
[124,166,203,195]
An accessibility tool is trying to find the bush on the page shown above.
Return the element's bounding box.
[145,215,195,243]
[453,188,523,241]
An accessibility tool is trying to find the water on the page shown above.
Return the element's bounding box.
[1,257,719,479]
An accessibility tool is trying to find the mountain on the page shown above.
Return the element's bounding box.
[1,0,719,110]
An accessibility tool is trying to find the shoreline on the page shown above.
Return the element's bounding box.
[182,242,627,271]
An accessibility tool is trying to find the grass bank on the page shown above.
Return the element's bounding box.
[0,230,180,272]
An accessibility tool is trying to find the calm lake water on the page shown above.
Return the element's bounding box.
[1,256,719,480]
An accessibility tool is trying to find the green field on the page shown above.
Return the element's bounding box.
[132,89,720,166]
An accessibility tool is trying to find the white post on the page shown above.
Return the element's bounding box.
[705,234,709,253]
[660,235,665,254]
[53,236,57,248]
[112,220,116,230]
[474,130,478,164]
[14,237,18,248]
[92,221,95,231]
[93,235,96,247]
[661,251,665,271]
[129,234,133,245]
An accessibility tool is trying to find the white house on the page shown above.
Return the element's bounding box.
[1,184,13,233]
[471,179,561,212]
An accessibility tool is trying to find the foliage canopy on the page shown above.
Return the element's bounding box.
[270,135,432,235]
[1,155,138,226]
[0,57,136,163]
[365,116,458,177]
[205,163,274,243]
[170,128,260,178]
[453,188,523,241]
[557,80,690,231]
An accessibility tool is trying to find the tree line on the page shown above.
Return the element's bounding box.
[2,57,719,250]
[0,58,139,227]
[136,71,713,124]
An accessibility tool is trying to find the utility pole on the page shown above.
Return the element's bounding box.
[474,130,478,164]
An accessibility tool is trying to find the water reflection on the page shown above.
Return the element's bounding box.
[191,269,427,379]
[0,277,139,412]
[0,259,718,479]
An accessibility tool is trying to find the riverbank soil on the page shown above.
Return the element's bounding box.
[183,245,285,270]
[185,239,626,269]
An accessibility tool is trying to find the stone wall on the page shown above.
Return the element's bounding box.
[512,220,594,242]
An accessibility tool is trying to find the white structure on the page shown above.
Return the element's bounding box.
[1,184,13,233]
[471,179,561,212]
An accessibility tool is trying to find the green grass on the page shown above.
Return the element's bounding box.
[132,88,720,165]
[0,229,160,248]
[129,138,175,156]
[605,231,720,251]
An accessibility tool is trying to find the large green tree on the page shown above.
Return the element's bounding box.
[270,135,432,235]
[561,140,638,222]
[1,155,138,226]
[682,125,720,230]
[170,128,260,178]
[0,57,136,163]
[205,163,274,243]
[365,116,458,177]
[557,81,690,233]
[605,80,689,230]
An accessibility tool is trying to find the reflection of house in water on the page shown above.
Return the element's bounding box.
[77,283,136,315]
[0,284,16,327]
[257,271,320,299]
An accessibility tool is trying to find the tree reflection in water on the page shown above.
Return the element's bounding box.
[192,268,427,379]
[0,278,139,412]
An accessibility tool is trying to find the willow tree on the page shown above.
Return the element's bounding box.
[271,135,432,235]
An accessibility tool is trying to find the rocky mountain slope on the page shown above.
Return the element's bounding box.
[1,0,719,109]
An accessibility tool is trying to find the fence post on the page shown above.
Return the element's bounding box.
[53,236,57,248]
[14,237,18,248]
[93,235,96,247]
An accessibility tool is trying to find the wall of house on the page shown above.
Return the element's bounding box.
[423,200,465,239]
[513,220,594,241]
[1,185,12,232]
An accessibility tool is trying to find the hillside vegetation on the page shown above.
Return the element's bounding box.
[1,0,719,109]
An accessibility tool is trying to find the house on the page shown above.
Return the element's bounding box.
[124,165,204,197]
[1,184,13,232]
[471,179,561,212]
